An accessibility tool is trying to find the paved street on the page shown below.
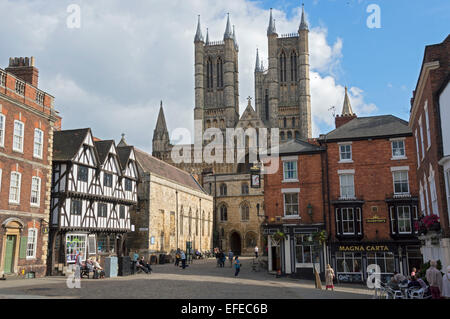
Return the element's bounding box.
[0,257,373,299]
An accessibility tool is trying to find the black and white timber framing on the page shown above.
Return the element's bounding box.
[47,128,139,275]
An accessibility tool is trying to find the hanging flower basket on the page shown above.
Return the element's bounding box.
[272,231,286,242]
[313,230,328,245]
[415,214,440,234]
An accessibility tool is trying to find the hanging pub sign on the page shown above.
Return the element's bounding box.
[250,165,261,188]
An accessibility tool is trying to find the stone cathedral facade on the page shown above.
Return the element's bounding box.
[152,6,312,255]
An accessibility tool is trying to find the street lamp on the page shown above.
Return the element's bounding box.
[307,203,313,221]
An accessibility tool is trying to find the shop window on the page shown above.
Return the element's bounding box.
[295,234,316,264]
[65,234,87,263]
[367,252,395,274]
[336,252,362,273]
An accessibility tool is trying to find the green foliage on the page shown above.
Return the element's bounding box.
[273,231,286,241]
[313,230,328,244]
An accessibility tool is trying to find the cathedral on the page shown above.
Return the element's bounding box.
[152,5,312,255]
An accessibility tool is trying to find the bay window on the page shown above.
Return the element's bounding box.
[389,204,418,236]
[335,206,362,237]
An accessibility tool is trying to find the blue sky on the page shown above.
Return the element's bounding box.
[0,0,448,151]
[256,0,449,124]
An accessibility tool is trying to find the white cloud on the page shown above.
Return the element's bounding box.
[0,0,377,152]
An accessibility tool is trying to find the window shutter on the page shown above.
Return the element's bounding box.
[19,236,28,259]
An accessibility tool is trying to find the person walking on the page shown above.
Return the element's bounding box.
[442,266,450,299]
[325,264,335,291]
[254,246,259,258]
[234,256,241,277]
[220,251,226,268]
[180,250,187,269]
[175,249,181,267]
[228,250,234,268]
[426,260,443,299]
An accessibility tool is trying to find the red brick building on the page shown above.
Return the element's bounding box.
[318,89,421,283]
[263,139,327,279]
[409,35,450,270]
[0,57,60,278]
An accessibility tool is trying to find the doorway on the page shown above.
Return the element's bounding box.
[230,232,241,256]
[4,235,17,274]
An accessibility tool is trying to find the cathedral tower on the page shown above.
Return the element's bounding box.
[194,14,240,135]
[255,5,312,140]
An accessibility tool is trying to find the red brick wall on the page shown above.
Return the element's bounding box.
[325,137,418,241]
[0,88,54,277]
[264,153,325,225]
[410,35,450,236]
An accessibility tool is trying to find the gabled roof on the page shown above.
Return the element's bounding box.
[276,138,324,155]
[319,115,411,142]
[135,148,206,193]
[117,146,133,169]
[53,128,91,161]
[94,140,115,165]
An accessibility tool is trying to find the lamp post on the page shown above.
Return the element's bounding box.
[307,203,313,221]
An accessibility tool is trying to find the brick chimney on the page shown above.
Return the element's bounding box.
[5,57,39,87]
[335,114,357,128]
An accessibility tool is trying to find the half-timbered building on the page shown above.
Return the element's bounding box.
[48,129,138,275]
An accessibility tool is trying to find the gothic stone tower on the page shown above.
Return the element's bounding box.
[194,14,240,136]
[255,5,312,140]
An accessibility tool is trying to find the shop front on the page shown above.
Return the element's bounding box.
[330,241,422,283]
[49,229,127,275]
[264,224,326,280]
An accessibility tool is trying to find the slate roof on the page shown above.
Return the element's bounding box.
[94,140,114,164]
[117,146,132,169]
[134,148,206,193]
[53,128,90,161]
[276,138,324,155]
[319,115,412,142]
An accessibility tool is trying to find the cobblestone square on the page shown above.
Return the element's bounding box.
[0,258,372,299]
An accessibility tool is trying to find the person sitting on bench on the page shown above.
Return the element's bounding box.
[137,256,152,274]
[91,257,105,279]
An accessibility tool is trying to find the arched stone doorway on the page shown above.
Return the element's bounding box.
[230,232,241,256]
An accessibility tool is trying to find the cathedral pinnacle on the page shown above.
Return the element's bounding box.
[267,8,277,36]
[205,28,210,45]
[194,15,204,43]
[224,13,233,40]
[299,4,309,31]
[255,48,261,72]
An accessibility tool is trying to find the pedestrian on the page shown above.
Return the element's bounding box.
[325,264,335,291]
[181,250,187,269]
[234,256,241,277]
[254,246,259,258]
[175,248,181,267]
[442,266,450,299]
[220,251,226,268]
[228,250,234,268]
[138,256,152,274]
[215,248,220,267]
[426,260,443,299]
[410,267,417,279]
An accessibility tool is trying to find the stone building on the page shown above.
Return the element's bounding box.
[151,6,313,255]
[409,35,450,270]
[0,57,60,278]
[127,147,213,257]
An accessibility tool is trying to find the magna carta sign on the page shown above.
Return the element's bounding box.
[338,245,390,252]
